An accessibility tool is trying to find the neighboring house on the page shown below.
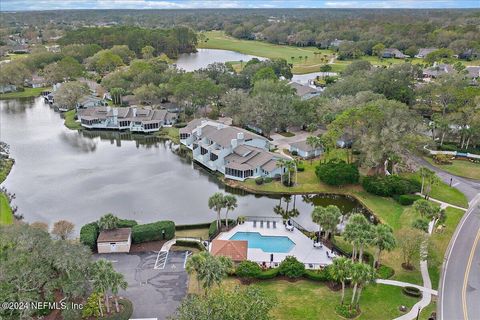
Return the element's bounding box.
[459,49,479,60]
[289,139,323,159]
[45,44,60,53]
[26,75,47,88]
[422,63,454,79]
[76,95,107,109]
[289,81,321,100]
[97,228,132,253]
[0,84,16,93]
[415,48,437,59]
[180,119,288,181]
[78,106,177,132]
[382,48,409,59]
[210,239,248,262]
[465,66,480,80]
[330,39,345,48]
[336,133,353,148]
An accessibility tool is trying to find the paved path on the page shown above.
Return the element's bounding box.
[415,193,468,211]
[376,278,438,295]
[413,156,480,320]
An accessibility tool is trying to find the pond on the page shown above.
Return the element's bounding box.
[175,48,266,72]
[0,98,367,232]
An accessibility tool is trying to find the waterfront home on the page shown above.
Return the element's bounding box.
[180,119,288,181]
[0,84,16,93]
[289,139,323,159]
[288,82,321,100]
[382,48,409,59]
[26,75,47,88]
[78,106,177,133]
[97,228,132,253]
[415,48,437,59]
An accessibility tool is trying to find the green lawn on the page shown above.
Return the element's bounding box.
[155,127,180,143]
[0,193,13,225]
[175,227,209,239]
[217,278,419,320]
[424,157,480,180]
[64,110,83,130]
[0,159,14,184]
[198,31,335,74]
[0,87,50,100]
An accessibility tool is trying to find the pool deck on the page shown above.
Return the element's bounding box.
[216,221,333,269]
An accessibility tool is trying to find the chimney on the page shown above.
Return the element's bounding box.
[132,107,137,118]
[237,132,244,141]
[231,138,238,148]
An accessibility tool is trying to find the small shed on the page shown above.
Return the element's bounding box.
[97,228,132,253]
[210,239,248,262]
[289,139,323,159]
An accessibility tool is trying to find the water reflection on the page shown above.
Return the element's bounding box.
[59,132,98,152]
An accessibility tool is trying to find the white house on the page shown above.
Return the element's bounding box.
[289,139,323,159]
[180,119,288,181]
[78,106,177,133]
[97,228,132,253]
[289,82,321,100]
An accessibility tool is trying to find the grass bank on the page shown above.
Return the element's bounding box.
[63,110,83,130]
[155,127,180,143]
[0,158,14,184]
[424,157,480,181]
[0,87,49,100]
[0,193,13,225]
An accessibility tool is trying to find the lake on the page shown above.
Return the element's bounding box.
[0,98,367,232]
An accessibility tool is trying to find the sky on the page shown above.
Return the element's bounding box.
[1,0,479,11]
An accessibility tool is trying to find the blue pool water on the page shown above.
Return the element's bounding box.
[229,232,295,253]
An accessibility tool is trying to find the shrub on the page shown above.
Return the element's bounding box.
[236,260,262,279]
[117,219,138,228]
[80,222,100,250]
[304,268,332,282]
[174,122,187,128]
[255,177,264,185]
[175,239,207,251]
[131,220,175,244]
[315,160,359,186]
[264,177,273,183]
[412,218,429,233]
[297,163,305,172]
[396,194,422,205]
[335,304,358,318]
[433,154,453,165]
[278,256,305,278]
[402,286,422,298]
[291,150,298,156]
[376,265,395,279]
[362,175,420,197]
[256,268,279,279]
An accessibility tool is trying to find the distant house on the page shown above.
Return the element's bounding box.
[422,63,454,79]
[76,95,107,109]
[459,49,479,61]
[11,44,29,54]
[465,66,480,80]
[27,75,47,88]
[180,119,288,181]
[97,228,132,253]
[336,133,353,148]
[382,48,409,59]
[0,84,17,94]
[289,82,321,100]
[415,48,437,59]
[330,39,345,48]
[289,139,323,159]
[210,239,248,262]
[78,106,177,132]
[45,45,60,53]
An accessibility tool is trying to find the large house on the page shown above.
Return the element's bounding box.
[289,82,322,100]
[180,119,288,181]
[422,63,454,79]
[289,139,323,159]
[382,48,409,59]
[415,48,437,59]
[77,106,177,133]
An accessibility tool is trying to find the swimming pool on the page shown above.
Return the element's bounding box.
[229,232,295,253]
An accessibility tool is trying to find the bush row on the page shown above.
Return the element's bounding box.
[175,239,207,251]
[393,194,422,206]
[208,219,237,238]
[131,220,175,244]
[315,160,359,186]
[362,175,420,197]
[402,286,422,298]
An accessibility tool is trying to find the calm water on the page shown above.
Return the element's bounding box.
[0,98,365,232]
[175,48,266,71]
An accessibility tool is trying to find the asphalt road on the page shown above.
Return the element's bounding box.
[414,157,480,320]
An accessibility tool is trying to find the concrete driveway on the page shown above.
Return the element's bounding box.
[270,128,325,151]
[94,251,189,320]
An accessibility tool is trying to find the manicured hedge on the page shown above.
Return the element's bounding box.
[236,260,262,279]
[208,219,236,238]
[315,160,359,186]
[131,220,175,244]
[255,268,280,279]
[304,268,332,282]
[395,194,422,206]
[362,175,420,197]
[175,239,207,251]
[117,219,138,228]
[402,286,422,298]
[176,222,211,231]
[80,222,100,250]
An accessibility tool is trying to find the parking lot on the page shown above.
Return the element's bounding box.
[94,250,189,320]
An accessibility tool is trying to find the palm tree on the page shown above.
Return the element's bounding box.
[186,252,232,295]
[311,205,341,240]
[110,272,128,313]
[98,213,119,231]
[329,257,352,305]
[276,158,288,184]
[419,167,439,199]
[208,192,225,230]
[413,199,434,218]
[370,224,396,268]
[185,251,208,293]
[90,259,117,315]
[306,136,322,164]
[350,263,375,308]
[343,214,373,262]
[223,195,237,229]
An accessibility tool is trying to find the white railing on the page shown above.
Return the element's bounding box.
[423,145,480,159]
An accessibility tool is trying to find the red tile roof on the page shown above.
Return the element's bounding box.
[211,239,248,262]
